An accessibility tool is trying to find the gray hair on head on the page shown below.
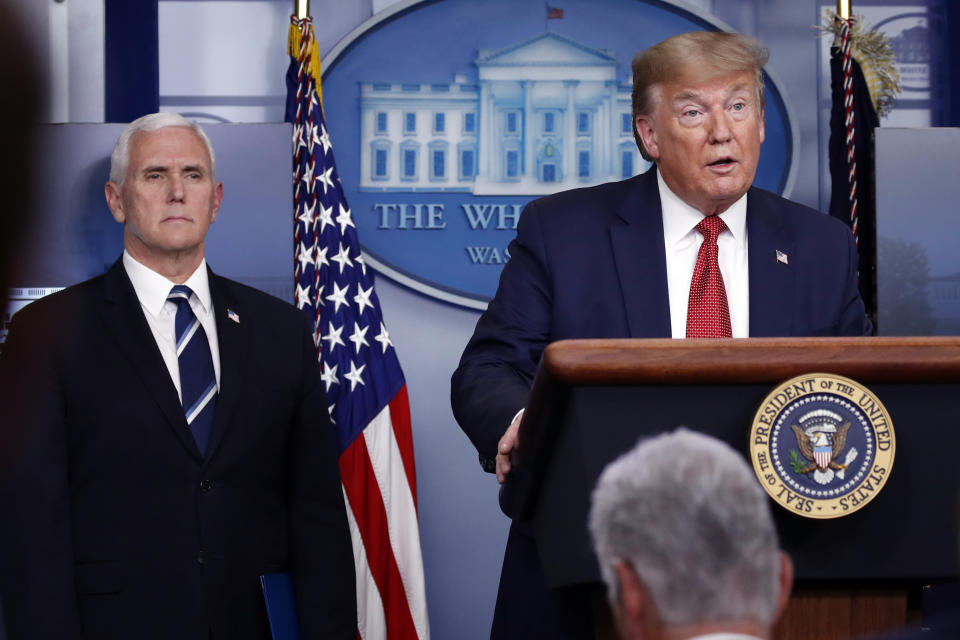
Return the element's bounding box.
[589,428,781,627]
[109,112,216,185]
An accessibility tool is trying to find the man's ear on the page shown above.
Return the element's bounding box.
[105,182,125,224]
[614,560,654,637]
[772,552,794,625]
[210,181,223,224]
[635,115,660,160]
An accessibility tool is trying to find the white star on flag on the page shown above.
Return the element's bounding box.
[315,245,330,269]
[297,241,314,272]
[336,202,355,234]
[354,284,374,316]
[322,321,345,351]
[295,283,311,310]
[331,242,354,273]
[349,322,369,354]
[344,360,366,391]
[317,123,332,154]
[300,160,315,192]
[317,203,335,233]
[320,361,339,391]
[298,200,316,229]
[325,281,349,312]
[374,322,392,353]
[316,166,335,194]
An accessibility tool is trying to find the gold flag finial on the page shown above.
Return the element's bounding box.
[837,0,851,20]
[296,0,309,20]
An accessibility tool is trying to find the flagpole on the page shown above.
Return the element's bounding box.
[837,0,851,20]
[296,0,310,20]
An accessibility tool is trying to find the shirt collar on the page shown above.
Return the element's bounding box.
[657,168,748,248]
[122,250,212,316]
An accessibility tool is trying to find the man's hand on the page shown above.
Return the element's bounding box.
[496,410,524,484]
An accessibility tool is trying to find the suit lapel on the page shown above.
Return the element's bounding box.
[610,171,671,338]
[204,270,250,461]
[747,189,796,337]
[100,259,203,462]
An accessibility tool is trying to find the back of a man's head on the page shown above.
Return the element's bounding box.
[589,428,790,638]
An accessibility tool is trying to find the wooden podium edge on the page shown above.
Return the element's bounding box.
[542,336,960,384]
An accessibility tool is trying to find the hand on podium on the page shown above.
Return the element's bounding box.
[497,409,524,484]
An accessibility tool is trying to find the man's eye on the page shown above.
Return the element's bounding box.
[732,103,745,111]
[683,110,699,118]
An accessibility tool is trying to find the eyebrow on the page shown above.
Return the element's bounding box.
[670,83,753,106]
[140,164,207,175]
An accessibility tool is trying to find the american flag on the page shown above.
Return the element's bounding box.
[285,15,429,639]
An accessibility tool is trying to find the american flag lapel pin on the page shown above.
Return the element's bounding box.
[227,309,240,324]
[776,250,789,265]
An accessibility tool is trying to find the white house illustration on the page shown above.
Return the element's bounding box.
[358,33,650,196]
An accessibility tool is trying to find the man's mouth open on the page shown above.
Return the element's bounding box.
[707,157,737,171]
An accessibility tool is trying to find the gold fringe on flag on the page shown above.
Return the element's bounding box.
[817,10,901,117]
[288,16,323,105]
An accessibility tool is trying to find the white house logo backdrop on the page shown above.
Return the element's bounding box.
[322,0,798,309]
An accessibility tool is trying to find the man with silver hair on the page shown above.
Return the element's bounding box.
[0,113,356,639]
[589,429,793,640]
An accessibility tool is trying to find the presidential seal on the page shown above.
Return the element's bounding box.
[749,373,895,519]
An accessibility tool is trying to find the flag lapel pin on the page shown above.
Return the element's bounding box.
[776,250,789,265]
[227,309,240,324]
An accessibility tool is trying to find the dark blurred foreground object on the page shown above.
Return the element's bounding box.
[0,1,42,308]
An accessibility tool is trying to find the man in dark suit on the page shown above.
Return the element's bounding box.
[0,113,356,639]
[451,31,871,639]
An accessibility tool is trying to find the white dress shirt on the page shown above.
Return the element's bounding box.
[123,251,222,402]
[658,170,750,338]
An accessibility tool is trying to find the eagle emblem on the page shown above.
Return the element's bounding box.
[790,418,858,485]
[750,373,896,519]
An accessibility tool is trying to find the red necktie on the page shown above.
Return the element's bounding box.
[686,216,732,338]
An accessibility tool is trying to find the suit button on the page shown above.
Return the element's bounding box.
[197,550,206,564]
[199,479,213,493]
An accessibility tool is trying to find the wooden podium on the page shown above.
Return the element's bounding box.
[501,337,960,639]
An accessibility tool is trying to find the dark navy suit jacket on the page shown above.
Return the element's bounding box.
[453,168,871,464]
[450,168,871,638]
[0,259,356,640]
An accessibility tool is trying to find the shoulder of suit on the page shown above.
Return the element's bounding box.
[11,273,107,323]
[210,274,306,324]
[522,174,646,227]
[748,186,852,236]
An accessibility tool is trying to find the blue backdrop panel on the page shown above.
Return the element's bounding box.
[11,123,292,300]
[875,127,960,335]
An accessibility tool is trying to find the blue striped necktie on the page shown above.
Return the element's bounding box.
[168,285,217,455]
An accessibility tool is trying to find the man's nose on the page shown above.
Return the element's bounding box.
[167,173,185,201]
[708,110,732,144]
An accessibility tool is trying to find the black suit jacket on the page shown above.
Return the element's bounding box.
[452,168,872,463]
[0,259,356,640]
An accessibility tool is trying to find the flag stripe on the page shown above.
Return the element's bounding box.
[342,486,388,640]
[388,386,418,508]
[364,402,429,639]
[340,433,420,640]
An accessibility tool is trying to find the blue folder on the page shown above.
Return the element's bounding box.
[260,572,300,640]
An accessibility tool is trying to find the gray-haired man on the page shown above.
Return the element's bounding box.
[589,428,793,640]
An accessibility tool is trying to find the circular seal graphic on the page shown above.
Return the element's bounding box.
[749,373,895,519]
